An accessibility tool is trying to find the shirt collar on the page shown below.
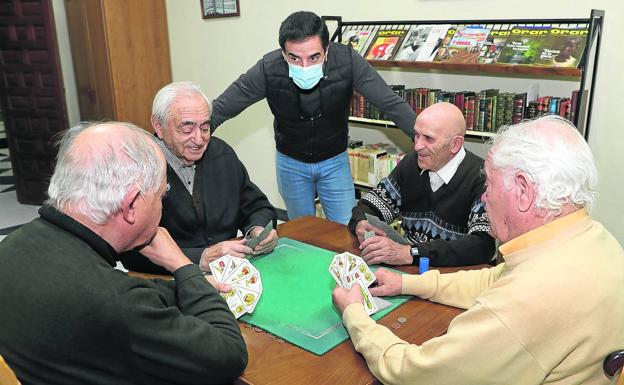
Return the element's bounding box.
[499,209,590,264]
[155,137,195,171]
[432,146,466,184]
[38,205,118,267]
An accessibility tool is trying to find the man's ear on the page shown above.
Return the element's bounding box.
[450,135,464,155]
[515,172,535,212]
[152,116,164,139]
[121,187,142,225]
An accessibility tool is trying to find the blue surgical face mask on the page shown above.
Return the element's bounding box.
[287,62,324,90]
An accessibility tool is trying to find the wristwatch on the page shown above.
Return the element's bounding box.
[410,246,419,264]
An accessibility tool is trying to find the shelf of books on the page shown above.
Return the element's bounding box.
[327,10,604,139]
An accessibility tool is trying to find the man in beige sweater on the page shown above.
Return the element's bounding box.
[333,115,624,384]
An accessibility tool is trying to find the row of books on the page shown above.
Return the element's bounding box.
[350,87,580,132]
[341,23,588,68]
[347,141,405,186]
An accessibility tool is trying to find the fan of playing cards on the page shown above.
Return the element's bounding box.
[328,252,379,315]
[209,255,263,319]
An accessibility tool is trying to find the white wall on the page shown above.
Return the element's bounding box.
[162,1,623,243]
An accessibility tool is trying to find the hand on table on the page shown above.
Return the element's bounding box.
[360,236,412,266]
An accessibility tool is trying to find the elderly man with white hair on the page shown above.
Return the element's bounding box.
[333,115,624,384]
[0,122,248,384]
[120,81,278,275]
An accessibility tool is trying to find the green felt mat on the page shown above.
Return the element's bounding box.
[240,237,409,355]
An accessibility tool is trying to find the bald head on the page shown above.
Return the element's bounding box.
[416,102,466,138]
[47,121,165,225]
[413,102,466,171]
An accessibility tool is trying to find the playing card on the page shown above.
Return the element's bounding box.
[359,284,379,315]
[208,255,229,281]
[222,255,245,283]
[328,254,347,286]
[372,296,393,313]
[349,261,376,287]
[365,213,410,245]
[345,252,359,274]
[227,259,257,283]
[231,271,263,293]
[246,221,274,249]
[221,288,247,319]
[235,286,261,313]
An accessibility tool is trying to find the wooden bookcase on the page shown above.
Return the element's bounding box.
[324,10,604,141]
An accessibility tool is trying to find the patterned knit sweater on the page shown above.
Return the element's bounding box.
[349,150,495,266]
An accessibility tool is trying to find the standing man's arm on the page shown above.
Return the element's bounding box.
[351,49,416,137]
[210,59,268,131]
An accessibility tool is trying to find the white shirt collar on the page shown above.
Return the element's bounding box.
[432,146,466,185]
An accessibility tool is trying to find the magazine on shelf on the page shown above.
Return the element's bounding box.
[533,24,589,68]
[394,24,451,62]
[476,24,512,64]
[434,25,490,64]
[497,25,551,65]
[364,28,408,61]
[340,25,375,56]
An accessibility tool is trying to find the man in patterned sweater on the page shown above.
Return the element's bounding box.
[348,102,495,267]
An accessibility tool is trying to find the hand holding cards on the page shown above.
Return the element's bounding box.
[209,255,263,319]
[246,221,274,250]
[364,213,410,245]
[329,252,379,315]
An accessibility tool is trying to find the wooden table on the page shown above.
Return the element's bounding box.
[236,216,472,385]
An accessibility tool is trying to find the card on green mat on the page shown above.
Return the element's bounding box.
[240,237,409,355]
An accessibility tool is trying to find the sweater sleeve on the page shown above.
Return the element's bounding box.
[210,58,268,132]
[351,49,416,138]
[401,263,506,309]
[348,168,405,234]
[121,264,248,384]
[341,298,544,385]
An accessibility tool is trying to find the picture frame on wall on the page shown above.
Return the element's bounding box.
[201,0,240,19]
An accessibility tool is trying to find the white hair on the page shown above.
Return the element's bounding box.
[151,81,212,128]
[46,121,165,225]
[489,115,598,215]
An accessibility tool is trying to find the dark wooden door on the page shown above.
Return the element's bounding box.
[0,0,68,205]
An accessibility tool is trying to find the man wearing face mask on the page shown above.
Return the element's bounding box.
[210,11,416,225]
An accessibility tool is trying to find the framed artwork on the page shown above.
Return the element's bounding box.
[201,0,240,19]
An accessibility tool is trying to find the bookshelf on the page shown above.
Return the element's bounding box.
[324,9,604,141]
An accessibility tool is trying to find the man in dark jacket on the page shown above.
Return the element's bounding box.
[210,11,416,225]
[0,122,247,384]
[120,81,278,275]
[349,103,495,267]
